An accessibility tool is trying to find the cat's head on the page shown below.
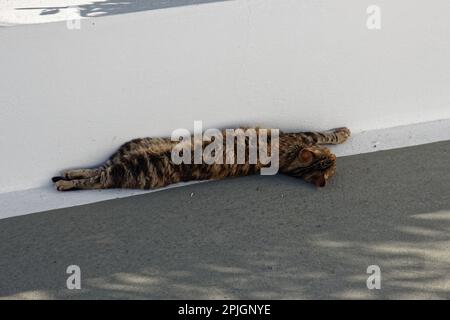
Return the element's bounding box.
[284,146,337,187]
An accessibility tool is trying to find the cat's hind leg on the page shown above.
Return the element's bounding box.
[52,160,116,182]
[54,168,101,181]
[55,175,105,191]
[304,127,351,145]
[54,163,135,191]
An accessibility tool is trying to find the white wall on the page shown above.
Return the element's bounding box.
[1,0,450,193]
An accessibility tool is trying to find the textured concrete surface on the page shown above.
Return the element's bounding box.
[1,141,450,299]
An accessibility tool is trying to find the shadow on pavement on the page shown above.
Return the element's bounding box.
[1,141,450,299]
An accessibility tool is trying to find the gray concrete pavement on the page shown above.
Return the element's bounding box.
[1,141,450,299]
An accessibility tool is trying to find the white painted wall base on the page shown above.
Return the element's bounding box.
[1,119,449,220]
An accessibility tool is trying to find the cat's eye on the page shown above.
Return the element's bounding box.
[299,149,314,162]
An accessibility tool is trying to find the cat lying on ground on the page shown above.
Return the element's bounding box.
[52,127,350,191]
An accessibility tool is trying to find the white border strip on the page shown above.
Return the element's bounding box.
[1,118,449,220]
[329,118,450,157]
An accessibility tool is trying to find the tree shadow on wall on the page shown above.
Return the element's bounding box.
[16,0,232,18]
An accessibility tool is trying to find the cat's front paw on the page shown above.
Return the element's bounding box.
[332,127,351,138]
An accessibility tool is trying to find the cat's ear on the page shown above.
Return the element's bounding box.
[299,148,314,163]
[313,174,327,187]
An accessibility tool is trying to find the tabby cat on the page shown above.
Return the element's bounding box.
[52,127,350,191]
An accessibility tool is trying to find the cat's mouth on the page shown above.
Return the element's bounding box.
[303,157,337,188]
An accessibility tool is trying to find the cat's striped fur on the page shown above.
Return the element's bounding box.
[52,127,350,191]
